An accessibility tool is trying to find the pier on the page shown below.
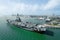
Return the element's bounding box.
[44,24,60,29]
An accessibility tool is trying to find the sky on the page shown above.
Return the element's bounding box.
[0,0,60,16]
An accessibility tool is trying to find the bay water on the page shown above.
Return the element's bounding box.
[0,16,60,40]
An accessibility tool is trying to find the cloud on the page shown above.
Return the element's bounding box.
[0,0,60,15]
[0,5,7,11]
[10,3,39,13]
[12,0,59,12]
[42,0,60,10]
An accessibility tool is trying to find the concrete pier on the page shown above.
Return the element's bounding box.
[44,24,60,29]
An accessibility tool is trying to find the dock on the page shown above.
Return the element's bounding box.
[44,24,60,29]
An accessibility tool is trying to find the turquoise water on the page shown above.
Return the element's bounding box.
[0,16,60,40]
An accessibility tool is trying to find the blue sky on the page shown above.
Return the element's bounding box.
[0,0,60,15]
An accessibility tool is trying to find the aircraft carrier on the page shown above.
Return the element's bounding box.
[6,14,46,32]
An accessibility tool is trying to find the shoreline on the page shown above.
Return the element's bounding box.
[44,24,60,29]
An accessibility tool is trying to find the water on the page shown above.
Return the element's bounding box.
[0,16,60,40]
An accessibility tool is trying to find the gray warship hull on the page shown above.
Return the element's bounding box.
[6,14,46,32]
[7,20,46,32]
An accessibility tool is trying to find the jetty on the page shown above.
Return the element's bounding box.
[43,24,60,29]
